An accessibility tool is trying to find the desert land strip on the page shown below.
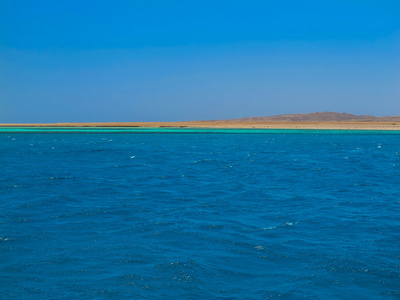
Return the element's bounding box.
[2,113,400,130]
[1,121,400,130]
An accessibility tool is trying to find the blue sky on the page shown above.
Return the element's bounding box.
[1,0,399,122]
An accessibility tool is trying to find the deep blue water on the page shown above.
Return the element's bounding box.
[1,130,400,299]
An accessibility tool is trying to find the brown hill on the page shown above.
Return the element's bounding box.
[224,112,400,122]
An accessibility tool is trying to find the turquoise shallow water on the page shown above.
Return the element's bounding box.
[1,130,400,299]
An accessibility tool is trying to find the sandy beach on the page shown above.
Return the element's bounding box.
[1,121,400,130]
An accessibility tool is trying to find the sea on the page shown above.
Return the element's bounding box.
[1,128,399,299]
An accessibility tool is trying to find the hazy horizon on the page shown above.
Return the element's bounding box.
[1,1,399,122]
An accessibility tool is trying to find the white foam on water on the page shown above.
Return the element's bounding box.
[282,222,294,226]
[261,221,297,231]
[261,226,276,230]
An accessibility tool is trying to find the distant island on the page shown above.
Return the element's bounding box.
[1,112,400,130]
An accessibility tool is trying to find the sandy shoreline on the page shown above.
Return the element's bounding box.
[1,121,400,130]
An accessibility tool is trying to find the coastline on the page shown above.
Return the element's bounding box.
[0,121,400,131]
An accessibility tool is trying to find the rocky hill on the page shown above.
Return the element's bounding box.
[224,112,400,122]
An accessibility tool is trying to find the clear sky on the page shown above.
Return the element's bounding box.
[1,0,399,122]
